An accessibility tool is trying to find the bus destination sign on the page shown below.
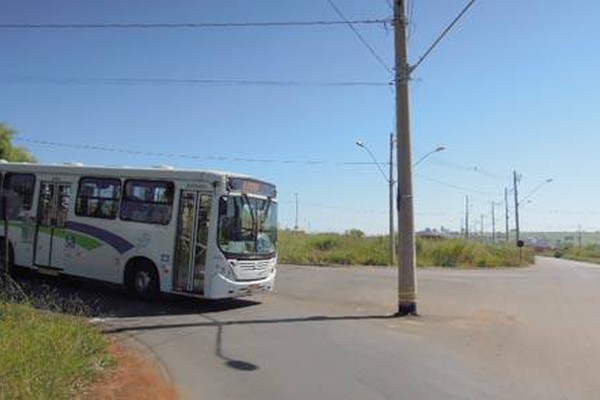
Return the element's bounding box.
[227,177,276,197]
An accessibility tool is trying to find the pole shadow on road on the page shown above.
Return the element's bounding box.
[4,269,397,373]
[104,313,397,372]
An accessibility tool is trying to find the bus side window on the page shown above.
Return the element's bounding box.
[120,180,174,225]
[3,173,35,219]
[75,177,121,219]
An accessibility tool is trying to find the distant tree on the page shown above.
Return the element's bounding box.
[0,123,36,162]
[344,229,364,238]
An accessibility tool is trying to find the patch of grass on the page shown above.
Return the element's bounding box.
[418,238,533,267]
[278,230,389,266]
[551,244,600,264]
[0,275,113,400]
[278,230,533,267]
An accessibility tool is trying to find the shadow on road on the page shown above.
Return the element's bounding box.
[103,311,398,373]
[2,268,260,318]
[104,313,397,334]
[3,269,400,374]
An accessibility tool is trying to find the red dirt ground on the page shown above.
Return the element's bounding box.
[81,340,179,400]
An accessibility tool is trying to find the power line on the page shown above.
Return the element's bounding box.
[16,137,329,164]
[427,158,507,182]
[0,18,391,30]
[15,137,393,166]
[410,0,476,73]
[324,0,393,74]
[0,74,391,88]
[18,136,506,202]
[416,173,501,196]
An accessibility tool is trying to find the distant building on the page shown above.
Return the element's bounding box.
[416,228,445,240]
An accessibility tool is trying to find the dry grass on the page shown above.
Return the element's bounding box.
[81,340,179,400]
[278,230,534,267]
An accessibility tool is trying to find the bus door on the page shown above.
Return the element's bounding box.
[34,181,71,270]
[173,190,212,294]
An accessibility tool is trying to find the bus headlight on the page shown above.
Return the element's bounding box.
[218,263,236,281]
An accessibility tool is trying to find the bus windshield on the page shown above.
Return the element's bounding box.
[218,195,277,258]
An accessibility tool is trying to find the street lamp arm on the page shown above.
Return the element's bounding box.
[356,141,390,183]
[520,178,553,204]
[413,145,446,167]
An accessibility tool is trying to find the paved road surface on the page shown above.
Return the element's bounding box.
[23,257,600,399]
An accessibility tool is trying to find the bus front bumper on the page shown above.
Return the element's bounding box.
[209,270,276,299]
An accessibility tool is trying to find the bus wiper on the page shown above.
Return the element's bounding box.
[262,198,272,223]
[241,194,257,242]
[241,194,256,226]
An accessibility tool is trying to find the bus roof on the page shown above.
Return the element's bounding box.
[0,161,272,186]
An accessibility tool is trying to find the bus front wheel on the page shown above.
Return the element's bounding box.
[126,260,159,301]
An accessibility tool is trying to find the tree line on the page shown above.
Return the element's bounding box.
[0,123,36,162]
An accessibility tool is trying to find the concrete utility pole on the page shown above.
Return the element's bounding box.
[480,214,484,239]
[389,133,395,265]
[294,193,299,231]
[504,187,510,242]
[465,196,470,239]
[394,0,417,316]
[391,0,475,315]
[491,202,496,243]
[513,171,520,243]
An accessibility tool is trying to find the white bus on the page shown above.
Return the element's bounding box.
[0,162,277,300]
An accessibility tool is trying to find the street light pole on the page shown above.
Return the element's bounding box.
[514,177,553,243]
[356,139,395,265]
[504,187,509,242]
[356,138,445,267]
[513,171,520,244]
[389,133,395,265]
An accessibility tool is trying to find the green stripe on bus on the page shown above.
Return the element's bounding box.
[36,227,103,251]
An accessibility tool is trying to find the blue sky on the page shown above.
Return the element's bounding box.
[2,0,599,234]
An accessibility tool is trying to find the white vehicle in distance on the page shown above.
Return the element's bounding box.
[0,162,278,300]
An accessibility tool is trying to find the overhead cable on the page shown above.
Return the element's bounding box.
[0,74,391,88]
[0,18,391,30]
[324,0,392,74]
[16,137,398,166]
[416,173,501,197]
[17,137,329,165]
[20,137,502,198]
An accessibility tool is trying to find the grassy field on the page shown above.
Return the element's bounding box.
[0,275,113,400]
[550,244,600,265]
[278,230,533,267]
[523,231,600,247]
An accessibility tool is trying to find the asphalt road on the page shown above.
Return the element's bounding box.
[16,257,600,399]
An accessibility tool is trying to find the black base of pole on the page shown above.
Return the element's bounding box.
[396,301,418,317]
